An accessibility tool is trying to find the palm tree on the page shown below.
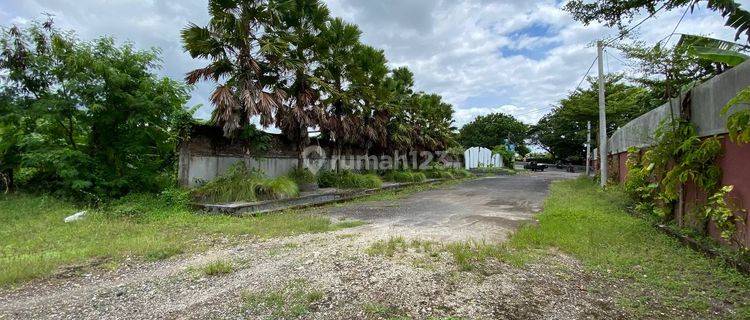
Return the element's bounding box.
[315,18,362,171]
[181,0,287,137]
[350,44,390,157]
[384,67,417,153]
[274,0,330,169]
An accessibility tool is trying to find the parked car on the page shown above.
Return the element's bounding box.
[524,161,548,172]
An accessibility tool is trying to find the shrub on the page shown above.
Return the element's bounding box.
[449,168,473,178]
[287,167,316,185]
[317,170,382,189]
[382,170,427,183]
[192,162,299,203]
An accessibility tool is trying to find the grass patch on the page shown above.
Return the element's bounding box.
[192,162,298,203]
[0,192,362,287]
[200,260,234,276]
[382,170,427,183]
[507,177,750,318]
[242,279,325,318]
[318,170,383,189]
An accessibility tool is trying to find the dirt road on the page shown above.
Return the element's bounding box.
[0,171,627,320]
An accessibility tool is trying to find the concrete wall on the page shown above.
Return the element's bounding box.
[602,59,750,247]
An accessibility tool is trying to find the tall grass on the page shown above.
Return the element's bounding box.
[508,177,750,317]
[382,170,427,183]
[317,170,382,189]
[192,162,298,203]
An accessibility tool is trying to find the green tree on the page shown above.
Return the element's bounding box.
[564,0,750,42]
[458,113,528,149]
[182,0,287,136]
[315,17,362,170]
[0,19,192,199]
[350,44,391,155]
[274,0,330,169]
[530,75,653,162]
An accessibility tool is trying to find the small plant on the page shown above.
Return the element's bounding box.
[317,170,382,189]
[287,167,316,185]
[382,170,427,183]
[200,260,234,276]
[242,279,325,318]
[192,162,299,203]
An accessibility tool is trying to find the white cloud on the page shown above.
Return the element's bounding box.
[5,0,750,128]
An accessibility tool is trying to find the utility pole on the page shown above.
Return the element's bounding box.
[597,40,608,187]
[586,121,591,176]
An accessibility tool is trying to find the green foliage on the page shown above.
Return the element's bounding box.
[200,260,234,276]
[564,0,750,42]
[624,119,738,240]
[491,145,514,168]
[192,162,299,203]
[382,170,427,183]
[704,185,744,240]
[317,170,382,189]
[531,75,655,162]
[458,113,527,149]
[509,178,750,317]
[722,86,750,143]
[287,167,317,185]
[242,279,325,318]
[0,20,194,200]
[678,34,750,66]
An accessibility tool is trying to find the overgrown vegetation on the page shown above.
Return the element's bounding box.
[382,170,427,183]
[287,167,317,185]
[509,178,750,318]
[192,162,298,203]
[317,170,383,189]
[0,192,360,286]
[0,19,194,200]
[623,119,743,244]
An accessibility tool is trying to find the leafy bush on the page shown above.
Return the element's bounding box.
[449,168,473,178]
[287,167,317,184]
[383,170,427,183]
[317,170,382,189]
[191,162,299,203]
[424,169,454,180]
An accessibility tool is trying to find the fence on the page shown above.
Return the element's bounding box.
[178,126,463,187]
[463,147,502,169]
[597,59,750,247]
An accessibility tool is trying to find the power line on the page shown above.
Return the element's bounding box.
[659,0,694,46]
[603,3,668,46]
[575,56,598,91]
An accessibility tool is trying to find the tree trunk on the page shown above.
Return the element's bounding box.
[2,168,14,193]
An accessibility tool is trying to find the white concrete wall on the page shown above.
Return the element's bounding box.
[608,59,750,154]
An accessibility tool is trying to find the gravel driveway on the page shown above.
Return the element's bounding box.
[0,171,628,320]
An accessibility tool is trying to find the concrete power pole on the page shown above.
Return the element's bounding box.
[586,121,591,176]
[597,40,608,187]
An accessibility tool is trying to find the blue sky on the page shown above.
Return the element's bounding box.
[3,0,749,128]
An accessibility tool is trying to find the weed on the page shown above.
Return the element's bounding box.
[200,260,233,276]
[318,170,383,189]
[242,279,325,318]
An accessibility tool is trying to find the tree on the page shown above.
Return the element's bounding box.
[384,67,417,152]
[182,0,287,137]
[530,75,653,162]
[350,44,391,156]
[274,0,330,169]
[564,0,750,42]
[0,19,192,199]
[315,17,362,171]
[458,113,528,149]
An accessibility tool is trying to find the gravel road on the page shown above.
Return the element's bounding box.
[0,171,630,320]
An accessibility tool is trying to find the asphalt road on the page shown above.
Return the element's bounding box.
[319,170,579,242]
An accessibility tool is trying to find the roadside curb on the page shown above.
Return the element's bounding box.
[194,178,452,216]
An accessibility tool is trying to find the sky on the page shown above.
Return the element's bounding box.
[3,0,749,128]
